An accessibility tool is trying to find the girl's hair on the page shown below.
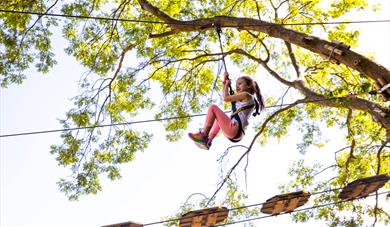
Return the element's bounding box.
[238,76,265,115]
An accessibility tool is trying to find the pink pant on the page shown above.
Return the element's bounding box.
[205,104,240,140]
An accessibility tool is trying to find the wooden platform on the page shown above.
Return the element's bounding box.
[261,190,311,215]
[339,174,390,200]
[179,206,229,227]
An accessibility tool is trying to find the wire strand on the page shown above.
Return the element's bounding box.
[141,177,388,226]
[221,190,389,226]
[140,189,389,226]
[0,9,389,26]
[0,95,372,138]
[0,113,210,138]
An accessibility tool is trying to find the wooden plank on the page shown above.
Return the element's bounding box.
[206,213,218,226]
[285,197,300,212]
[179,206,228,227]
[271,200,285,215]
[102,221,143,227]
[348,184,367,199]
[361,182,382,197]
[339,175,390,200]
[261,191,311,215]
[192,216,202,227]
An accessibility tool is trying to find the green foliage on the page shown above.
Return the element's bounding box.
[51,128,152,200]
[0,1,57,87]
[1,0,389,225]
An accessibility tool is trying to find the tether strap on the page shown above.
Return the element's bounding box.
[214,23,236,113]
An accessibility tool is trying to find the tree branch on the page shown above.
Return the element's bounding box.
[284,41,301,78]
[20,0,59,47]
[207,99,305,204]
[246,30,270,62]
[376,141,387,175]
[344,109,356,182]
[137,0,390,86]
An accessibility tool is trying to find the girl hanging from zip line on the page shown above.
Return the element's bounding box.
[188,71,265,150]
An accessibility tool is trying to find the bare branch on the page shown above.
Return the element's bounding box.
[255,0,262,20]
[246,30,270,62]
[207,99,305,204]
[313,164,338,177]
[284,41,301,78]
[138,0,179,23]
[371,191,379,227]
[20,0,59,47]
[149,30,177,38]
[275,87,291,107]
[376,141,387,174]
[227,0,244,16]
[344,109,356,182]
[282,1,313,23]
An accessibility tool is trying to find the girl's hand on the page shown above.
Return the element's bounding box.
[222,79,230,86]
[223,71,229,81]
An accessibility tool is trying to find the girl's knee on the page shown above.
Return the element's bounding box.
[208,104,219,111]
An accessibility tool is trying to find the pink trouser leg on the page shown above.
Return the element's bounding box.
[204,104,239,140]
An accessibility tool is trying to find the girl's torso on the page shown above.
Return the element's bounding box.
[233,95,255,130]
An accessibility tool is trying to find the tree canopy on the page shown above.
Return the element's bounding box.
[1,0,389,226]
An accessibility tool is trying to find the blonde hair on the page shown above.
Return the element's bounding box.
[238,76,265,113]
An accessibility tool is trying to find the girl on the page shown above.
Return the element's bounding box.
[188,71,265,150]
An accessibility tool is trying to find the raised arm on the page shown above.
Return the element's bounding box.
[222,71,251,103]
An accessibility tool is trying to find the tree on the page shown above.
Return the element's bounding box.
[1,0,389,226]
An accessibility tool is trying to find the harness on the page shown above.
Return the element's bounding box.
[228,103,255,143]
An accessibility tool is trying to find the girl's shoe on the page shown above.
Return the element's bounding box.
[188,132,212,150]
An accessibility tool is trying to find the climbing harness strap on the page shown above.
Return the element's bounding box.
[228,114,244,143]
[231,103,255,116]
[228,103,256,143]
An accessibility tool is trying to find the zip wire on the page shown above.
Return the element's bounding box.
[0,9,165,24]
[0,95,374,138]
[0,9,389,26]
[139,189,389,226]
[0,112,212,138]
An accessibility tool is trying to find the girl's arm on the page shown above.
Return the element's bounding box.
[222,71,251,103]
[223,91,252,103]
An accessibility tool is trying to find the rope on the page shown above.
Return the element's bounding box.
[214,24,228,72]
[0,9,389,26]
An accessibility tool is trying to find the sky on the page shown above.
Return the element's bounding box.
[1,1,389,227]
